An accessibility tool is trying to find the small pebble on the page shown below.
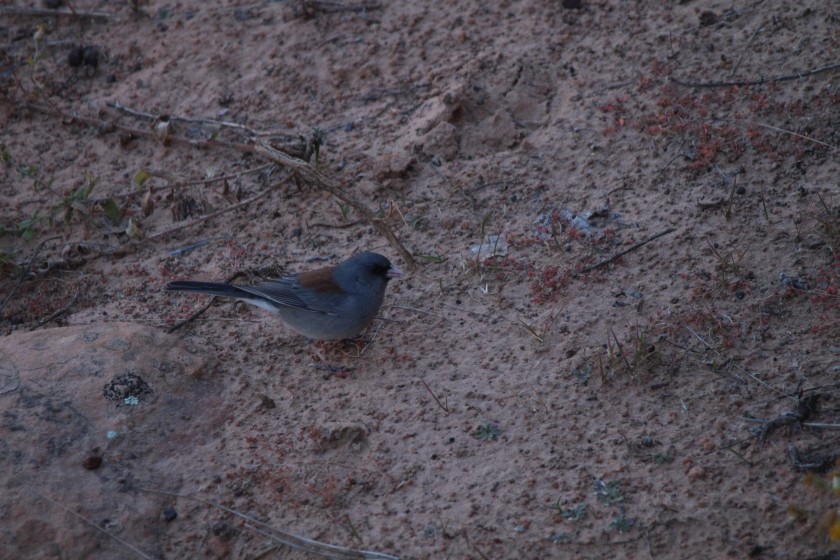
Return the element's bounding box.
[68,46,85,67]
[687,465,706,482]
[82,45,100,68]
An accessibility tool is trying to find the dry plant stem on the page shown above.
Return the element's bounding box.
[136,487,400,560]
[23,102,255,153]
[421,379,449,412]
[31,287,82,331]
[253,142,416,270]
[109,101,258,138]
[0,7,112,20]
[582,228,676,273]
[152,163,274,188]
[0,235,61,315]
[166,298,215,334]
[90,164,275,203]
[462,530,491,560]
[148,186,274,241]
[683,325,794,400]
[729,22,765,77]
[670,62,840,88]
[27,487,156,560]
[20,104,414,263]
[108,101,301,140]
[747,121,839,152]
[307,1,383,14]
[801,423,840,430]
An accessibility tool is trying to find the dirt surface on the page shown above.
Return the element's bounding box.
[2,1,840,558]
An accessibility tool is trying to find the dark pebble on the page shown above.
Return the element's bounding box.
[163,507,177,522]
[82,46,100,68]
[699,11,718,26]
[68,46,85,67]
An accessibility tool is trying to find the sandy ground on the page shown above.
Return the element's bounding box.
[2,1,840,558]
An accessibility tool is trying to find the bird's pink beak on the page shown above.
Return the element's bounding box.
[387,265,403,279]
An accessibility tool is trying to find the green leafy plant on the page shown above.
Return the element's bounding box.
[55,173,97,223]
[594,479,624,504]
[3,214,45,241]
[653,451,674,465]
[471,421,502,441]
[609,512,634,533]
[561,503,587,521]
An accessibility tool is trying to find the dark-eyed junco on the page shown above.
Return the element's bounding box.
[165,252,402,340]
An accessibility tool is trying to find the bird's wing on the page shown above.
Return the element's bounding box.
[236,277,337,315]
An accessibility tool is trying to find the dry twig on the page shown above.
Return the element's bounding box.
[0,235,60,315]
[670,62,840,89]
[253,142,416,270]
[582,228,676,273]
[31,286,83,330]
[148,185,274,241]
[0,7,112,20]
[137,486,399,559]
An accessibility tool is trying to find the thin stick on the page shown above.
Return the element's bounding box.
[109,101,265,139]
[253,142,416,270]
[729,23,765,77]
[0,235,61,315]
[165,297,216,334]
[421,379,449,412]
[135,487,400,560]
[801,422,840,430]
[0,7,112,19]
[582,228,676,273]
[92,164,275,202]
[31,287,82,330]
[684,325,794,400]
[23,102,255,153]
[747,121,839,152]
[148,186,273,240]
[670,62,840,89]
[305,1,383,14]
[27,487,157,560]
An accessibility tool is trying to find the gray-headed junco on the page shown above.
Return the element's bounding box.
[165,252,402,340]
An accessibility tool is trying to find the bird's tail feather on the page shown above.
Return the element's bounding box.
[165,281,249,299]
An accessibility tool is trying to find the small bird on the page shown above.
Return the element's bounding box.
[165,252,402,340]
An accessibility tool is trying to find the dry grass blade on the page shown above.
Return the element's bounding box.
[683,325,794,400]
[748,121,839,152]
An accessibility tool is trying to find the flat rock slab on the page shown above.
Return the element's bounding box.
[0,323,221,559]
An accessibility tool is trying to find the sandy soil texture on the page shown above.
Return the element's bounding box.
[2,1,840,558]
